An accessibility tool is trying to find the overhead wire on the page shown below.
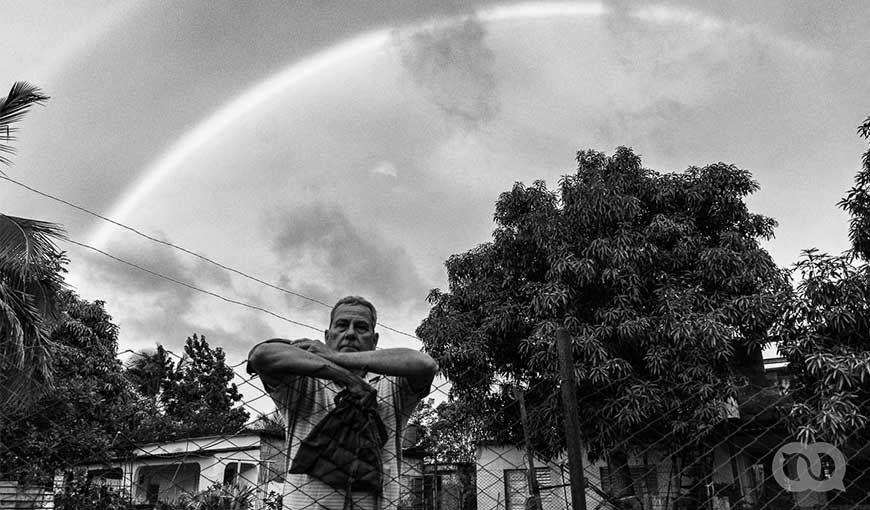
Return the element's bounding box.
[64,237,322,333]
[1,174,419,339]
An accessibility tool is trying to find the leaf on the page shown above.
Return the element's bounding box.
[0,81,49,166]
[0,214,66,277]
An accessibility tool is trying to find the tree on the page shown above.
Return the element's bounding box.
[126,344,174,398]
[777,117,870,447]
[0,300,253,483]
[839,116,870,261]
[417,147,790,472]
[155,334,249,439]
[0,82,63,412]
[0,290,141,484]
[409,398,484,464]
[119,336,249,442]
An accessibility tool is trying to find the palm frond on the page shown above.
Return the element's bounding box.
[0,280,54,413]
[0,284,26,365]
[0,214,66,278]
[0,81,49,166]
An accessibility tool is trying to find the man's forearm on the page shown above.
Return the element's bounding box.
[248,340,363,388]
[324,348,437,378]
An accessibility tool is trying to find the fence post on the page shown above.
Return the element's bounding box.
[556,328,587,510]
[513,386,542,510]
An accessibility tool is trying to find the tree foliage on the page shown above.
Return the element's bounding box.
[1,293,251,483]
[778,117,870,446]
[0,81,49,165]
[418,147,790,461]
[839,116,870,261]
[54,471,135,510]
[0,81,250,483]
[130,334,249,440]
[126,344,174,398]
[0,290,139,483]
[173,482,256,510]
[409,398,485,463]
[0,82,63,412]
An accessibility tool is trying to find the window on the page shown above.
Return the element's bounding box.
[87,468,122,482]
[600,465,658,496]
[223,463,238,485]
[400,476,425,510]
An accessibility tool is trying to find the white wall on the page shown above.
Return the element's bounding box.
[475,445,579,510]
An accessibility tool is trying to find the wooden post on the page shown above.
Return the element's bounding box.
[556,328,588,510]
[513,385,542,510]
[434,460,440,510]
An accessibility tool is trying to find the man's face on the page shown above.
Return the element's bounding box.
[325,303,379,353]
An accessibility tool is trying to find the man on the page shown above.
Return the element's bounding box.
[247,296,437,510]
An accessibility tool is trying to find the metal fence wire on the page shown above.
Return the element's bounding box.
[2,344,870,510]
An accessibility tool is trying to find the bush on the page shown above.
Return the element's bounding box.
[54,472,134,510]
[171,483,254,510]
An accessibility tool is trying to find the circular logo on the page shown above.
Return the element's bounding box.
[772,442,846,492]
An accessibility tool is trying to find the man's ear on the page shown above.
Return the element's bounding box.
[324,329,329,342]
[373,332,379,348]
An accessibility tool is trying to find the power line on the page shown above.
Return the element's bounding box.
[1,175,329,305]
[1,174,419,339]
[64,237,323,333]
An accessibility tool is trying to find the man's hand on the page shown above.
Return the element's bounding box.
[248,338,365,390]
[291,338,333,358]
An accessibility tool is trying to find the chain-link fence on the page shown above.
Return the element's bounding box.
[3,341,870,510]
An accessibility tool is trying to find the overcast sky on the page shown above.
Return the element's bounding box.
[3,1,869,411]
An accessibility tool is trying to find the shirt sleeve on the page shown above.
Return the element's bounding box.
[247,338,299,393]
[247,338,314,413]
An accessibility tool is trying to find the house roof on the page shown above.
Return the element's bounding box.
[73,430,278,466]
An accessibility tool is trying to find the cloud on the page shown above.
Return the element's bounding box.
[396,16,498,126]
[78,236,211,316]
[70,232,278,356]
[267,203,429,315]
[370,161,398,178]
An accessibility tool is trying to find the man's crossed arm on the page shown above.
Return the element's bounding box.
[247,339,438,396]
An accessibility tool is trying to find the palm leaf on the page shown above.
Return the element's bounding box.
[0,81,49,166]
[0,213,65,413]
[0,280,54,413]
[0,83,57,415]
[0,214,66,278]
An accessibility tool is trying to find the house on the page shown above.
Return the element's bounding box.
[400,462,476,510]
[472,358,859,510]
[69,423,429,509]
[0,481,54,510]
[66,429,286,508]
[475,441,764,510]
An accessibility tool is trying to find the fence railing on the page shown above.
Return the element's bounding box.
[3,342,870,510]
